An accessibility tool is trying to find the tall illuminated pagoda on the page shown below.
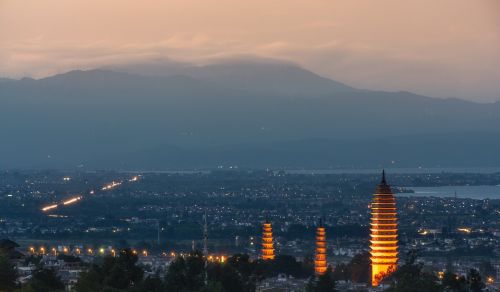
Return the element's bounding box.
[261,220,275,260]
[314,219,328,275]
[370,170,398,286]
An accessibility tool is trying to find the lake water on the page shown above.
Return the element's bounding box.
[286,167,500,174]
[396,185,500,200]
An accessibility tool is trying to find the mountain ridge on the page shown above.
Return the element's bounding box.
[1,61,499,169]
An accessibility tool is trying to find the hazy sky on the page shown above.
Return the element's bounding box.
[1,0,499,101]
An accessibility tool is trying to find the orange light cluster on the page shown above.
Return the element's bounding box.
[102,181,121,191]
[62,196,82,205]
[41,175,138,212]
[207,255,227,263]
[261,221,275,260]
[370,173,398,286]
[41,204,58,212]
[314,225,327,275]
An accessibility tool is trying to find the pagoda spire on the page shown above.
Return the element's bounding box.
[370,170,398,286]
[376,169,392,194]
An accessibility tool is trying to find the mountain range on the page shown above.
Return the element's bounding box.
[1,60,499,169]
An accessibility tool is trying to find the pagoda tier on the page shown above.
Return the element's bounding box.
[261,221,275,260]
[314,222,328,275]
[370,171,398,286]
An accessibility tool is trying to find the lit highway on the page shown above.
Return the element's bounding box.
[40,175,140,212]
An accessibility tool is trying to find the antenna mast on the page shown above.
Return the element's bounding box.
[203,211,208,256]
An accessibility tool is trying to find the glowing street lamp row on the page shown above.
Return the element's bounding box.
[29,246,147,256]
[28,246,227,263]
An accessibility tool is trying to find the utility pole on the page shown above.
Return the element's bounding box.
[203,211,208,256]
[203,211,208,285]
[157,219,160,246]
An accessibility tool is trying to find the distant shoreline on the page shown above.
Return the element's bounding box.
[112,167,500,174]
[284,167,500,174]
[396,185,500,200]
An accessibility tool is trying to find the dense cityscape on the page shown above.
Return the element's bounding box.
[0,169,499,291]
[2,1,500,291]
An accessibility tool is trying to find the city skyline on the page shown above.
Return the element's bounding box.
[1,168,498,291]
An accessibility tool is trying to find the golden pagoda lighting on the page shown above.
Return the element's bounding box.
[261,220,275,260]
[314,219,328,275]
[370,170,398,286]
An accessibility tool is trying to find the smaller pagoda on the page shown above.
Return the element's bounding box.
[261,220,275,260]
[314,219,328,275]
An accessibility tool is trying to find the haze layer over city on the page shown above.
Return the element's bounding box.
[0,1,499,292]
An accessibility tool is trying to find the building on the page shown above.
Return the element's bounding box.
[256,274,307,292]
[255,274,307,292]
[262,220,275,260]
[370,171,399,286]
[314,219,327,275]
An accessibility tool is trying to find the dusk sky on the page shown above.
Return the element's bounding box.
[1,0,499,101]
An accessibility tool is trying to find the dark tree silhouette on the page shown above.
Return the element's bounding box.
[23,268,65,292]
[467,269,485,292]
[0,254,17,291]
[207,263,246,292]
[346,252,370,283]
[306,266,337,292]
[75,248,144,292]
[479,261,495,279]
[384,250,442,292]
[137,275,164,292]
[332,263,349,282]
[441,271,467,292]
[164,251,205,292]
